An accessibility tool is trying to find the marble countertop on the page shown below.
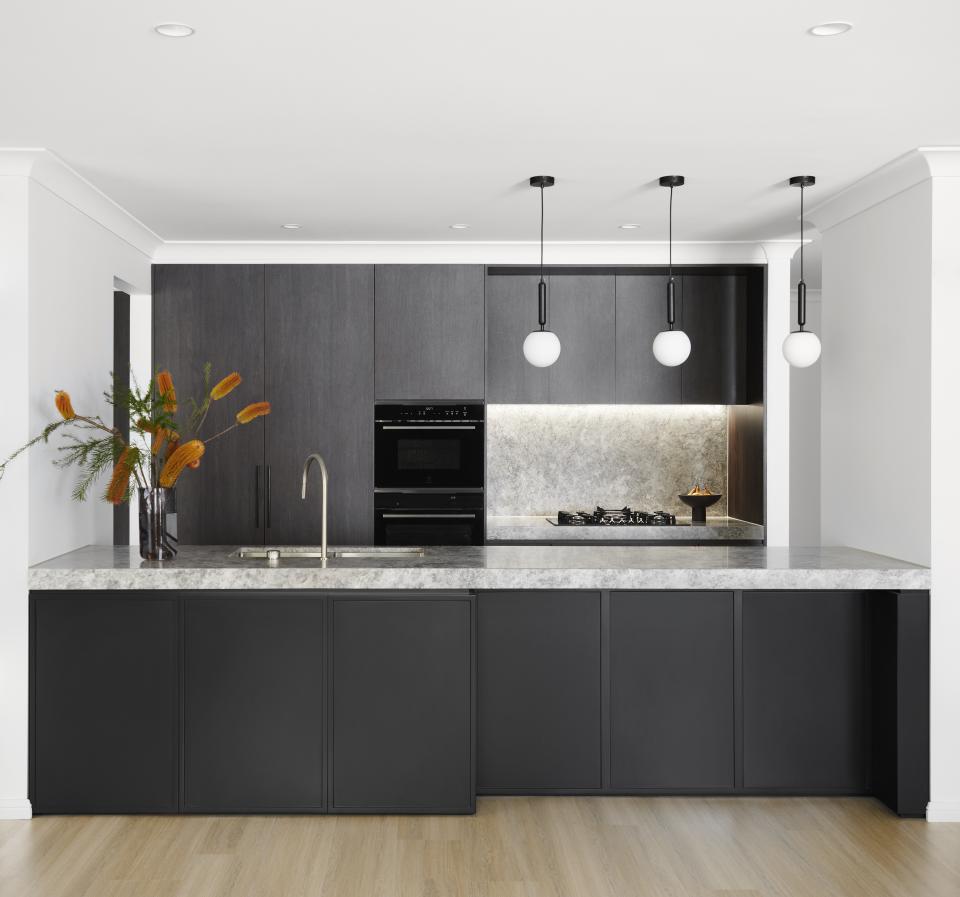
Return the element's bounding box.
[486,515,765,542]
[29,544,930,592]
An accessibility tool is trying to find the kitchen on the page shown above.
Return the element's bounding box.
[2,4,960,896]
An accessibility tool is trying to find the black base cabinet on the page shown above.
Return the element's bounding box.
[183,596,326,813]
[30,589,927,817]
[478,591,601,792]
[329,596,475,813]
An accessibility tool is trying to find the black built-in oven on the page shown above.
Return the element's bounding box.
[374,403,484,546]
[374,403,484,490]
[374,492,484,546]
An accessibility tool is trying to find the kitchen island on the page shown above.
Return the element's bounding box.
[29,545,929,819]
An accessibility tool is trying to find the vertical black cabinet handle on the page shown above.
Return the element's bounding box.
[266,466,272,529]
[255,465,261,529]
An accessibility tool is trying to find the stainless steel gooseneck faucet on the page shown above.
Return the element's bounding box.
[301,453,329,562]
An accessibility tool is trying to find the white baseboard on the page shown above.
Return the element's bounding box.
[0,799,32,820]
[926,801,960,822]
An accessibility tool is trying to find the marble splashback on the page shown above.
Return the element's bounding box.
[486,405,728,517]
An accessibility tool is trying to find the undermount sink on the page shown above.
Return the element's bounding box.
[235,546,425,560]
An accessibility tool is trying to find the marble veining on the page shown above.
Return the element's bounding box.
[29,544,931,592]
[486,405,729,517]
[486,515,765,542]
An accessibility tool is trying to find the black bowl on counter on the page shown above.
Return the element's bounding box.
[678,493,722,525]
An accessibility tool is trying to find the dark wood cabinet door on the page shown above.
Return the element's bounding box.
[742,592,866,791]
[374,265,484,400]
[610,591,735,790]
[330,596,474,812]
[484,273,550,403]
[152,264,265,545]
[32,595,178,813]
[680,273,747,404]
[265,266,374,545]
[183,597,325,812]
[548,274,616,403]
[615,274,682,403]
[478,591,601,791]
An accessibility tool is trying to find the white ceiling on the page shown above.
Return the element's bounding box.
[2,0,958,243]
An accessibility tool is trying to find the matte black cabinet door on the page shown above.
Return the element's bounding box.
[548,274,616,403]
[742,592,866,791]
[374,265,485,400]
[680,273,747,404]
[265,266,374,545]
[485,273,550,403]
[615,275,682,403]
[32,595,178,813]
[183,597,325,812]
[478,592,601,790]
[152,264,265,545]
[330,596,474,812]
[610,591,735,790]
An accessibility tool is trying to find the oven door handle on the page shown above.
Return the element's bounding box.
[380,513,478,519]
[379,425,477,431]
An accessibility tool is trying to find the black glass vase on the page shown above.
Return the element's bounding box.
[138,487,178,560]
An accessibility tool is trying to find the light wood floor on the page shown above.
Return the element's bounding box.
[1,797,959,897]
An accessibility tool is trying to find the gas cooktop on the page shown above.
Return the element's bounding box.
[551,506,678,527]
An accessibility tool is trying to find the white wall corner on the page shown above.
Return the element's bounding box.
[807,147,960,233]
[0,798,32,820]
[926,801,960,822]
[0,148,162,260]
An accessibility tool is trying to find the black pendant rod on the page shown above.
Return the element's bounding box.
[530,175,555,331]
[659,175,684,331]
[790,175,816,332]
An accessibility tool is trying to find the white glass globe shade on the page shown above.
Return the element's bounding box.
[523,329,562,367]
[782,330,822,367]
[652,329,691,367]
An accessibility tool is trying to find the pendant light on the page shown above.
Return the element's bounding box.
[652,175,692,367]
[782,175,822,367]
[522,175,562,367]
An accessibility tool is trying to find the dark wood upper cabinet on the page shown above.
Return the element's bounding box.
[264,265,374,545]
[547,274,616,403]
[374,265,485,400]
[680,273,748,404]
[152,264,265,546]
[615,274,682,403]
[485,273,550,403]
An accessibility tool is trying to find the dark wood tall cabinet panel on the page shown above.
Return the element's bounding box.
[610,591,735,790]
[330,596,474,812]
[478,592,601,791]
[742,592,866,791]
[374,265,485,400]
[183,597,325,812]
[265,266,374,545]
[32,595,178,813]
[484,273,550,403]
[680,273,747,404]
[615,275,682,403]
[152,265,265,545]
[548,274,616,403]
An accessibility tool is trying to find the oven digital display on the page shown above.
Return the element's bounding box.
[397,439,462,471]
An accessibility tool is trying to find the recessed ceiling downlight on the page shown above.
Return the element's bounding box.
[808,21,853,37]
[281,223,301,230]
[450,223,470,230]
[619,223,641,230]
[154,23,195,38]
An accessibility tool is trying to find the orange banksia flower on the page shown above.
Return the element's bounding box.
[54,391,75,420]
[156,370,177,412]
[134,418,155,434]
[211,372,242,400]
[236,402,271,424]
[152,427,175,456]
[105,446,136,505]
[159,439,205,487]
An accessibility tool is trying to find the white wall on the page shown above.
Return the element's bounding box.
[27,180,152,563]
[789,290,821,545]
[820,182,932,564]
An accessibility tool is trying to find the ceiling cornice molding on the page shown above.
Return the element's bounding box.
[807,147,960,233]
[152,240,771,265]
[0,148,162,258]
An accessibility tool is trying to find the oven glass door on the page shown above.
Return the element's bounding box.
[375,509,483,546]
[375,424,484,489]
